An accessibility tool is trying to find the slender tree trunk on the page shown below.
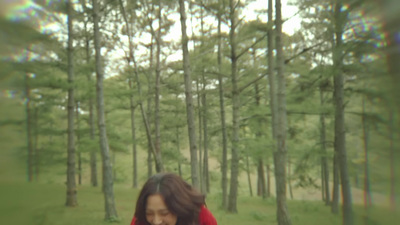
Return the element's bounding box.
[93,0,118,219]
[228,0,240,213]
[266,164,271,197]
[118,0,138,188]
[130,89,137,188]
[333,1,353,224]
[89,86,98,187]
[179,0,199,189]
[331,153,340,213]
[197,81,204,193]
[175,99,183,178]
[154,2,163,173]
[246,154,253,196]
[217,0,229,210]
[147,27,154,177]
[274,0,291,224]
[266,0,275,201]
[202,88,209,193]
[81,0,98,187]
[361,96,372,208]
[33,106,39,181]
[25,73,33,182]
[66,0,77,207]
[288,158,293,200]
[198,1,209,194]
[388,110,396,211]
[267,0,277,140]
[320,86,330,205]
[257,159,267,198]
[131,48,163,173]
[76,103,82,185]
[255,81,266,198]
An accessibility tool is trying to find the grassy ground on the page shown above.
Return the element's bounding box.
[0,180,398,225]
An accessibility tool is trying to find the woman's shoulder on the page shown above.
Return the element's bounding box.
[199,205,217,225]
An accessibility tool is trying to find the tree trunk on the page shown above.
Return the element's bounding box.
[257,159,267,198]
[130,90,137,188]
[147,24,154,177]
[266,0,275,201]
[154,2,162,173]
[246,155,253,197]
[288,158,293,200]
[25,73,33,182]
[179,0,199,189]
[202,87,209,193]
[66,0,77,207]
[388,110,396,210]
[93,0,118,219]
[197,81,204,193]
[228,0,240,213]
[76,103,82,186]
[33,106,39,181]
[274,0,291,224]
[331,152,340,213]
[361,96,371,208]
[81,0,98,187]
[333,1,353,224]
[266,164,271,197]
[320,86,330,205]
[199,0,209,194]
[118,0,138,188]
[217,0,229,210]
[255,81,266,198]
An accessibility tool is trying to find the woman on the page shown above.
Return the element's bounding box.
[130,173,217,225]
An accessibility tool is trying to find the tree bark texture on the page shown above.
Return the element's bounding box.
[76,103,82,186]
[217,0,229,210]
[118,0,138,188]
[255,82,266,198]
[154,2,162,173]
[228,0,240,213]
[93,0,118,219]
[333,1,353,224]
[319,87,330,205]
[179,0,199,189]
[80,0,98,188]
[66,0,78,207]
[361,96,371,208]
[274,0,291,224]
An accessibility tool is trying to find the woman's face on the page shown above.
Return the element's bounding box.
[145,194,178,225]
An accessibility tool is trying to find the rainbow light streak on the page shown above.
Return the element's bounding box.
[2,89,16,98]
[4,0,39,22]
[344,6,385,49]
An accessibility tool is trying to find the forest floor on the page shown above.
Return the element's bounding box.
[184,149,391,208]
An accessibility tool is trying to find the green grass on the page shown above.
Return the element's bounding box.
[0,181,399,225]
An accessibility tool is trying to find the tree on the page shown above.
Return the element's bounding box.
[274,0,291,224]
[118,0,138,188]
[266,0,275,200]
[79,0,98,187]
[332,0,353,224]
[179,0,199,189]
[227,0,240,213]
[216,0,229,209]
[92,0,118,220]
[65,0,78,207]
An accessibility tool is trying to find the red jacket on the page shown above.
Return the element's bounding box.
[130,205,217,225]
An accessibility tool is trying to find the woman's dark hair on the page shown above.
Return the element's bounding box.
[134,173,205,225]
